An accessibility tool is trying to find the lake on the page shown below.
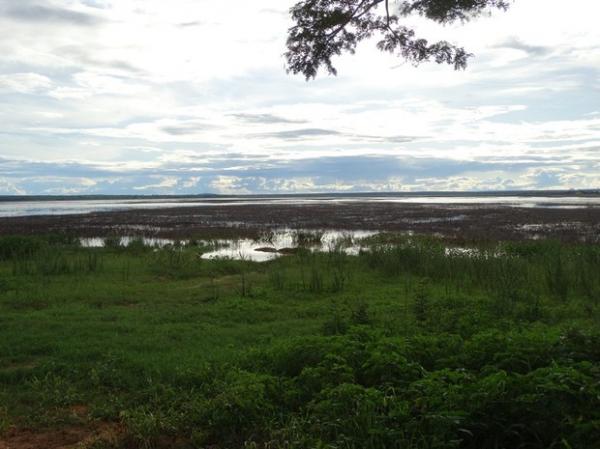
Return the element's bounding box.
[1,194,600,218]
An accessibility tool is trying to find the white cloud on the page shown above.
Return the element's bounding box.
[133,176,179,191]
[0,0,599,193]
[0,73,52,94]
[0,178,26,195]
[182,176,201,188]
[209,176,249,195]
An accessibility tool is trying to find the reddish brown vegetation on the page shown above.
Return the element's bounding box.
[1,202,598,242]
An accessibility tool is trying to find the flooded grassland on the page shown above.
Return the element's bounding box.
[0,200,599,243]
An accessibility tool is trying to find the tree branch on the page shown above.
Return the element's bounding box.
[286,0,509,79]
[325,0,384,43]
[385,0,391,26]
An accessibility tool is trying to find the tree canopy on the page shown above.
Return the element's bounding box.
[285,0,511,79]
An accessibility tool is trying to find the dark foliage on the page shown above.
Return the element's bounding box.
[286,0,511,78]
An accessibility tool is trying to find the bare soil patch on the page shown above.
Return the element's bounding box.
[0,421,123,449]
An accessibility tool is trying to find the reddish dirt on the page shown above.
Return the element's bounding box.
[0,202,599,242]
[0,421,123,449]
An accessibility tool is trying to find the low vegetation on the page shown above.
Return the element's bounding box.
[0,233,599,448]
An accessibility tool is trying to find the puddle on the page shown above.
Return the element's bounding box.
[201,229,378,262]
[78,229,378,261]
[516,223,584,232]
[78,230,515,262]
[200,230,500,263]
[444,247,480,257]
[404,215,467,224]
[80,236,187,248]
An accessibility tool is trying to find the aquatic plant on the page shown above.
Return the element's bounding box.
[293,230,324,246]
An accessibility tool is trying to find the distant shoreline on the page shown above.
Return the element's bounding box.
[1,189,599,203]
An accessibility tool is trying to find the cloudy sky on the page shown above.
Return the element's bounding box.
[0,0,599,195]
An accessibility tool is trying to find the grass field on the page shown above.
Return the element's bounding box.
[1,233,599,448]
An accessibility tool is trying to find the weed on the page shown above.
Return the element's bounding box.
[547,251,570,302]
[0,235,44,261]
[322,301,349,335]
[0,406,10,434]
[293,230,324,246]
[121,407,172,449]
[413,278,430,323]
[351,300,371,325]
[269,267,286,291]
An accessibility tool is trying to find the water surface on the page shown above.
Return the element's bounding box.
[79,229,378,262]
[2,194,600,218]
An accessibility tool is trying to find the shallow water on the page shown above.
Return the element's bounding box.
[78,230,506,263]
[2,194,600,217]
[78,229,378,262]
[80,236,185,248]
[201,229,379,262]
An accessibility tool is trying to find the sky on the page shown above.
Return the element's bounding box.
[0,0,599,195]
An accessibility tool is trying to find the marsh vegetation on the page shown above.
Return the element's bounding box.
[0,232,599,448]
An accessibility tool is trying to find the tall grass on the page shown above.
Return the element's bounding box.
[293,230,324,246]
[0,235,102,276]
[360,236,600,308]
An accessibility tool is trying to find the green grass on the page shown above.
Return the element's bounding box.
[0,234,599,448]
